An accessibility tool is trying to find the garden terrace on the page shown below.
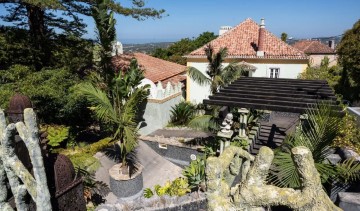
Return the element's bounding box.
[203,77,341,114]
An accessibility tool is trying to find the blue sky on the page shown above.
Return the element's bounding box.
[1,0,359,43]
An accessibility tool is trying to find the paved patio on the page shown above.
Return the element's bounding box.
[94,140,183,204]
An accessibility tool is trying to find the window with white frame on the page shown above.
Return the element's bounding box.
[270,68,280,78]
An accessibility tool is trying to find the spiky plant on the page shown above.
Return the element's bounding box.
[269,102,360,188]
[78,59,149,167]
[170,101,196,125]
[187,44,245,94]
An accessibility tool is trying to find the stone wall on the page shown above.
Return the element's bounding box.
[141,139,202,167]
[139,81,183,135]
[96,191,207,211]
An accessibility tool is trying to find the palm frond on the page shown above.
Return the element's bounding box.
[336,158,360,183]
[269,151,301,188]
[221,63,244,84]
[77,83,116,122]
[187,66,210,86]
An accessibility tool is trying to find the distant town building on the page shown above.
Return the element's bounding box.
[292,40,337,67]
[111,41,123,56]
[185,18,308,104]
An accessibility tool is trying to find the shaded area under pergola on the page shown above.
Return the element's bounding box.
[203,77,341,114]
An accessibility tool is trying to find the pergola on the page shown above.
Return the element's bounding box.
[203,77,340,114]
[204,77,341,154]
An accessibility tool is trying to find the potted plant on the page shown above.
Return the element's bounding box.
[78,58,150,197]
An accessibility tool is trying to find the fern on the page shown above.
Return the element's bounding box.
[143,188,154,198]
[41,125,69,147]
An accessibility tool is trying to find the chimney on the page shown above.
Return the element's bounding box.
[328,39,335,49]
[219,26,232,36]
[257,18,265,57]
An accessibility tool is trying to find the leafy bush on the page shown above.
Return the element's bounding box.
[0,65,92,127]
[231,137,250,150]
[182,156,206,190]
[334,112,360,153]
[69,153,101,174]
[41,125,69,147]
[170,101,196,125]
[143,178,190,198]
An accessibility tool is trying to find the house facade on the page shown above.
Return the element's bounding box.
[185,18,308,104]
[292,40,337,67]
[112,53,186,135]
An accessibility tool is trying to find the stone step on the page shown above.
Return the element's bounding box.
[258,132,286,139]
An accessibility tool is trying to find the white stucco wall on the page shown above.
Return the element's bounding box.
[309,54,338,67]
[187,60,307,104]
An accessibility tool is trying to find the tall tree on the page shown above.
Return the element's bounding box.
[152,32,217,65]
[0,0,165,69]
[337,19,360,85]
[281,32,288,42]
[92,0,116,90]
[187,44,244,94]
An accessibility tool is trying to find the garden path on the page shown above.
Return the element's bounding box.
[94,140,183,203]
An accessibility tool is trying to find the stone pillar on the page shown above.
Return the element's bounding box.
[216,131,233,155]
[238,108,249,138]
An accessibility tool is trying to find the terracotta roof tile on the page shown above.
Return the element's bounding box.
[186,18,307,60]
[292,40,335,54]
[112,53,186,84]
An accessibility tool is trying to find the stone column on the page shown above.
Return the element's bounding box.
[238,108,249,138]
[216,131,233,155]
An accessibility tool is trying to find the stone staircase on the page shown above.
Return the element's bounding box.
[250,123,287,155]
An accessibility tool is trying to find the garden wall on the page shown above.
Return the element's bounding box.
[140,137,203,167]
[139,82,183,135]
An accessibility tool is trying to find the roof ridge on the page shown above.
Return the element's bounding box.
[262,26,306,57]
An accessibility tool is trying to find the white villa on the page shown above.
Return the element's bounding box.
[185,18,308,104]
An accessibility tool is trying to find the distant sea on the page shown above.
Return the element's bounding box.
[121,38,178,44]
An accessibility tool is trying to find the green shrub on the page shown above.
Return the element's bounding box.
[68,153,100,174]
[41,124,69,147]
[0,66,93,127]
[231,137,249,150]
[182,156,206,190]
[170,101,196,125]
[144,178,190,198]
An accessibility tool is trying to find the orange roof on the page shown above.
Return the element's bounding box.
[112,53,186,84]
[292,40,336,54]
[187,18,307,60]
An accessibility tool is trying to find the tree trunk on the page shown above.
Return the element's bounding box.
[25,3,49,70]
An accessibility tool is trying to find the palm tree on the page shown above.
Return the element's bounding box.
[187,44,245,95]
[78,59,149,168]
[186,44,245,132]
[269,102,360,188]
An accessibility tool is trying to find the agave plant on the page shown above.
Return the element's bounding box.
[170,101,196,125]
[187,44,245,95]
[269,102,360,188]
[78,59,149,167]
[182,156,206,191]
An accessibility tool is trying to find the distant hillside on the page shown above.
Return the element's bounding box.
[123,42,173,54]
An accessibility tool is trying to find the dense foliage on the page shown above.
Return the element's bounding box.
[0,0,165,70]
[0,65,92,126]
[269,103,360,188]
[152,32,217,65]
[337,19,360,86]
[336,19,360,103]
[77,59,149,166]
[170,101,196,126]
